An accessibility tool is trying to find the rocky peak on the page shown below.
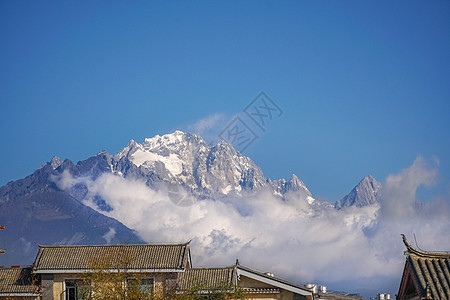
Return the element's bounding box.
[335,175,382,209]
[50,156,63,169]
[287,174,309,193]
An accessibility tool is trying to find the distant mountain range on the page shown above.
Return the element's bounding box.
[0,131,382,265]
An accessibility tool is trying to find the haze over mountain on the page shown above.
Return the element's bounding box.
[1,131,448,299]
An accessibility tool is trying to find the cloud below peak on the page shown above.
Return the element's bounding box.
[52,155,450,297]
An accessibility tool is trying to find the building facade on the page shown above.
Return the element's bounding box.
[16,242,315,300]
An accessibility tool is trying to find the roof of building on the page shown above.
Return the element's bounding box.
[398,234,450,300]
[316,291,363,300]
[33,242,191,273]
[242,287,281,294]
[177,267,235,291]
[236,263,312,296]
[177,263,313,297]
[0,268,40,296]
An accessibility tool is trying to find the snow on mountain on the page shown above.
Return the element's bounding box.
[335,175,382,209]
[35,131,379,211]
[0,129,390,285]
[110,131,299,198]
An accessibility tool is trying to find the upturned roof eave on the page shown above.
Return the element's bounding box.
[402,234,450,259]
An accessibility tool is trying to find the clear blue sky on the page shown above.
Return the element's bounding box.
[1,1,449,202]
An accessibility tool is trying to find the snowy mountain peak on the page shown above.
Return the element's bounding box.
[271,174,313,200]
[288,174,307,191]
[47,131,314,203]
[50,156,63,169]
[105,131,279,196]
[335,175,382,209]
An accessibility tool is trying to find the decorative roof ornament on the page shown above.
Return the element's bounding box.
[401,234,450,258]
[398,234,450,300]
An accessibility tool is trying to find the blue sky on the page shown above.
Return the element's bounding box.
[1,0,449,202]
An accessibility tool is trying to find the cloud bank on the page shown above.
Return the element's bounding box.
[54,156,450,296]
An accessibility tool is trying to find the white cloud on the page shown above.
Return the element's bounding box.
[53,156,450,296]
[184,113,232,145]
[379,155,439,219]
[102,227,116,244]
[187,113,227,135]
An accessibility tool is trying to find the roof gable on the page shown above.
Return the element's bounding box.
[33,243,191,273]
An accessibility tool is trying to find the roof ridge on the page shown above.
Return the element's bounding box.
[38,242,191,248]
[236,264,309,290]
[187,267,234,270]
[402,234,450,258]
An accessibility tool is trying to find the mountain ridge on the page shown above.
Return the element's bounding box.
[335,175,382,209]
[0,130,380,266]
[0,160,143,265]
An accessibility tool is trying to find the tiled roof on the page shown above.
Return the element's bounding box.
[243,287,280,294]
[317,291,363,300]
[177,267,235,291]
[33,243,191,272]
[401,234,450,299]
[0,268,40,295]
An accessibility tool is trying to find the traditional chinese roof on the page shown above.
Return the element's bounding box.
[0,268,40,296]
[177,267,235,290]
[398,234,450,300]
[33,242,191,273]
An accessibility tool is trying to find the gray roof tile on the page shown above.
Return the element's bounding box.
[33,243,190,272]
[177,267,234,290]
[0,268,40,295]
[401,235,450,299]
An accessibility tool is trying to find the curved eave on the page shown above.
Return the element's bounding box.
[402,234,450,259]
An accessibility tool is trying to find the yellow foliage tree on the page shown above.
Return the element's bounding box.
[80,251,245,300]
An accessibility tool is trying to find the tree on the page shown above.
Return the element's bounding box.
[181,278,245,300]
[80,251,245,300]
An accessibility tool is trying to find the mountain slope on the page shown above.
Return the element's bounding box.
[0,160,143,265]
[335,175,382,209]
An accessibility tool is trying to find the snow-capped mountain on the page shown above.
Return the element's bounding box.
[101,131,311,200]
[0,130,381,266]
[334,175,382,209]
[111,131,265,195]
